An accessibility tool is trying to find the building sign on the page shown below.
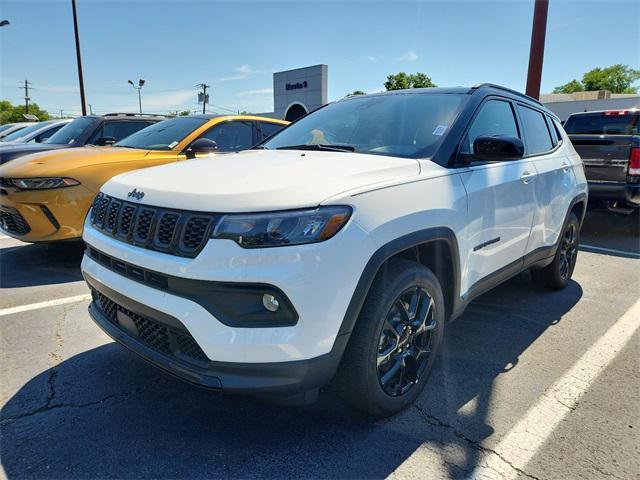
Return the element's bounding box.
[286,81,308,91]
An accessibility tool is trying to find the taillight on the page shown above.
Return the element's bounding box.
[629,147,640,176]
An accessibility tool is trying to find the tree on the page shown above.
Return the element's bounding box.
[582,64,640,93]
[346,90,366,97]
[384,72,437,91]
[553,79,584,94]
[552,64,640,94]
[0,100,50,124]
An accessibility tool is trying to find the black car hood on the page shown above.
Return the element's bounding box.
[0,143,69,164]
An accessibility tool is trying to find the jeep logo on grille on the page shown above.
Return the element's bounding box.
[127,188,145,201]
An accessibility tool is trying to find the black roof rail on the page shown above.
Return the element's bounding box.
[102,112,166,118]
[471,83,543,106]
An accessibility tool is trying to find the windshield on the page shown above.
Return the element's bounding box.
[0,124,18,134]
[114,117,208,150]
[0,122,44,142]
[262,93,466,159]
[45,117,96,145]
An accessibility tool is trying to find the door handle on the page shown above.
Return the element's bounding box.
[520,171,536,184]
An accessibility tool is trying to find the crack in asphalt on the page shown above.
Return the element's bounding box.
[412,404,541,480]
[0,384,152,426]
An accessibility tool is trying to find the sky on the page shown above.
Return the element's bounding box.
[1,0,638,117]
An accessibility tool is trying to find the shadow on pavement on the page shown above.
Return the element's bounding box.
[0,242,84,288]
[580,203,639,256]
[0,272,583,479]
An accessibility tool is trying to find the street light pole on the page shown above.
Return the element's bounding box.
[525,0,549,100]
[71,0,87,115]
[128,79,145,113]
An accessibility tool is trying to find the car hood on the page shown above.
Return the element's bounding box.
[0,146,154,176]
[0,143,67,163]
[102,149,421,212]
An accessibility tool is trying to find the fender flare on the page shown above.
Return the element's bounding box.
[337,226,461,336]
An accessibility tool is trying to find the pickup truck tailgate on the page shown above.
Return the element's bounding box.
[569,134,633,183]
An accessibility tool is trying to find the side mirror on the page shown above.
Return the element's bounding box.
[95,136,116,146]
[472,135,524,161]
[184,138,218,159]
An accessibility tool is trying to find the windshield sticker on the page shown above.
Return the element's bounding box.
[168,141,179,149]
[432,125,448,136]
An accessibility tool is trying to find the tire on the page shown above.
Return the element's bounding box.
[531,212,580,290]
[334,258,445,417]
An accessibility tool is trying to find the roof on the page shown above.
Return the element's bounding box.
[342,84,553,115]
[565,108,639,117]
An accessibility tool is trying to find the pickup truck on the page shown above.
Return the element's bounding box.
[564,109,640,211]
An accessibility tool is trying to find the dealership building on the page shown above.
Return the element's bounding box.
[262,64,639,122]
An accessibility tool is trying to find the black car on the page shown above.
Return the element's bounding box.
[0,113,165,164]
[564,109,639,210]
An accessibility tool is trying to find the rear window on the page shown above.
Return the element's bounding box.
[564,113,639,135]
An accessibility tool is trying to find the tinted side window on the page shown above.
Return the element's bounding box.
[460,100,519,154]
[258,121,285,141]
[199,121,254,152]
[545,115,559,147]
[517,105,553,154]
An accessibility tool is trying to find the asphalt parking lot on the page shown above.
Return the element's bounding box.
[1,203,638,480]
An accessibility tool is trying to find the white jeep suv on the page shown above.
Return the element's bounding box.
[81,84,587,416]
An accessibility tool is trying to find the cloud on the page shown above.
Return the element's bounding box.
[395,50,418,62]
[217,64,271,82]
[99,89,195,113]
[237,88,273,97]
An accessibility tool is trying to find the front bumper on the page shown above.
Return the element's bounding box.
[85,271,348,392]
[0,185,94,241]
[587,181,640,206]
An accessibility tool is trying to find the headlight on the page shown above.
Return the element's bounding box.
[7,177,81,190]
[212,206,352,248]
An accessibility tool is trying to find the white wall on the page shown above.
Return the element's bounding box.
[543,97,640,121]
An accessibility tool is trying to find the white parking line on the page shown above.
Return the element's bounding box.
[0,294,92,317]
[469,298,640,479]
[580,243,640,259]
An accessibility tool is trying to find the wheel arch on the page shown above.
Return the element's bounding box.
[337,227,461,336]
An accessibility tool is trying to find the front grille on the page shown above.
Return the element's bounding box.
[92,289,208,364]
[0,208,31,235]
[89,193,220,258]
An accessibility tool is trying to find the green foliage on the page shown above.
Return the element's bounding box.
[384,72,437,91]
[0,100,50,124]
[347,90,366,97]
[552,64,640,94]
[582,64,640,93]
[553,79,584,94]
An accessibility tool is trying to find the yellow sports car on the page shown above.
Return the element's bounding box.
[0,115,287,242]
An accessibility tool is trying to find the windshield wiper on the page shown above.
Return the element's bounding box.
[276,144,355,153]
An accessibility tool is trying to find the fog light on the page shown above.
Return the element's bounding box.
[262,294,280,312]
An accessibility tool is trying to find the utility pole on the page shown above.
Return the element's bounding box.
[525,0,549,100]
[197,83,210,114]
[22,79,31,114]
[88,103,93,115]
[71,0,87,115]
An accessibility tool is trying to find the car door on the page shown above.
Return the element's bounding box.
[457,98,537,293]
[517,105,577,254]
